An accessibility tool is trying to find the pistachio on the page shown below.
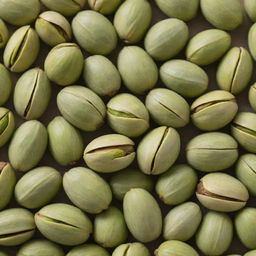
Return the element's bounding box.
[245,251,256,256]
[249,83,256,111]
[0,108,15,148]
[0,63,12,106]
[0,19,8,48]
[245,0,256,22]
[35,203,92,246]
[249,23,256,60]
[112,243,150,256]
[67,244,110,256]
[0,253,7,256]
[88,0,123,15]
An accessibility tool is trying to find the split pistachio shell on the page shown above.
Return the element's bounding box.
[0,64,12,106]
[0,19,8,48]
[249,83,256,111]
[35,11,72,47]
[72,10,117,55]
[196,211,233,256]
[112,243,150,256]
[114,0,152,44]
[67,244,110,256]
[146,88,190,128]
[0,208,35,246]
[84,134,135,173]
[245,0,256,22]
[14,166,62,209]
[249,23,256,60]
[186,29,231,66]
[217,47,253,94]
[14,68,51,120]
[186,132,238,172]
[245,251,256,256]
[3,26,40,73]
[117,46,158,94]
[144,18,189,61]
[89,0,122,15]
[8,120,48,172]
[191,90,238,131]
[137,126,180,175]
[196,173,249,212]
[123,188,162,243]
[94,206,127,248]
[83,55,121,97]
[57,86,106,131]
[63,167,112,214]
[156,164,198,205]
[48,116,84,166]
[35,203,92,246]
[107,93,150,137]
[0,108,15,148]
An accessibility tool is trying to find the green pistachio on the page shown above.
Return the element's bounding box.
[0,63,12,106]
[0,19,8,48]
[186,132,238,172]
[67,244,110,256]
[72,10,117,55]
[156,164,198,205]
[245,0,256,22]
[84,134,135,173]
[35,203,92,246]
[94,206,127,248]
[13,68,52,120]
[191,90,238,131]
[245,251,256,256]
[0,208,35,246]
[57,86,106,131]
[196,211,233,256]
[186,29,231,66]
[0,108,15,148]
[63,167,112,214]
[107,93,150,137]
[123,188,162,243]
[249,23,256,61]
[88,0,123,15]
[8,120,48,172]
[83,55,121,97]
[249,83,256,111]
[44,43,84,86]
[48,116,84,166]
[3,26,40,73]
[15,166,62,209]
[137,126,180,175]
[117,46,158,94]
[144,18,189,61]
[112,243,150,256]
[196,172,249,212]
[146,88,190,128]
[35,11,72,47]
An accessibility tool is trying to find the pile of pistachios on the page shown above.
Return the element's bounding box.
[1,0,256,255]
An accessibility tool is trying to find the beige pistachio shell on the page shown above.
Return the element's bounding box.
[249,83,256,111]
[245,0,256,22]
[112,243,150,256]
[0,19,8,48]
[0,63,12,106]
[89,0,123,15]
[0,108,15,148]
[245,251,256,256]
[67,244,110,256]
[249,23,256,61]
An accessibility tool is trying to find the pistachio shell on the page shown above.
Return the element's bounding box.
[0,108,15,147]
[63,167,112,214]
[249,83,256,111]
[0,63,12,106]
[0,19,8,48]
[67,244,110,256]
[249,23,256,61]
[245,251,256,256]
[245,0,256,22]
[112,243,150,256]
[88,0,123,15]
[123,188,162,243]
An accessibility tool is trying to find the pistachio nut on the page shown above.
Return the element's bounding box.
[217,47,253,94]
[137,126,180,175]
[164,202,202,241]
[15,166,62,209]
[0,208,35,246]
[186,132,238,172]
[88,0,123,15]
[0,108,15,148]
[107,93,150,137]
[63,167,112,214]
[196,172,249,212]
[245,251,256,256]
[0,0,40,26]
[13,68,52,120]
[8,120,48,172]
[41,0,86,16]
[0,63,12,106]
[156,164,198,205]
[3,26,40,73]
[160,59,208,98]
[154,0,199,21]
[67,244,110,256]
[94,206,127,248]
[72,10,117,55]
[123,188,162,243]
[146,88,190,128]
[83,55,121,97]
[196,211,233,256]
[57,86,106,131]
[249,23,256,60]
[231,112,256,153]
[144,18,189,61]
[117,46,158,94]
[114,0,152,44]
[110,168,154,200]
[249,83,256,111]
[0,19,8,48]
[0,162,16,210]
[186,29,231,66]
[0,253,7,256]
[48,116,84,166]
[155,240,199,256]
[17,239,64,256]
[112,243,150,256]
[84,134,135,173]
[44,43,84,86]
[35,11,72,47]
[191,90,238,131]
[245,0,256,22]
[35,203,92,246]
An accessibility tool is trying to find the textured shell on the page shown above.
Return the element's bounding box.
[233,112,256,131]
[245,0,256,22]
[67,244,110,256]
[0,64,12,106]
[88,0,123,15]
[0,108,15,148]
[0,19,8,48]
[112,243,150,256]
[249,23,256,61]
[249,83,256,111]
